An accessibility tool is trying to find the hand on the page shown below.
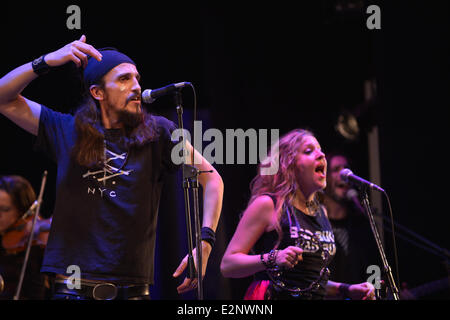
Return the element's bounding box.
[348,282,376,300]
[44,35,102,69]
[173,241,212,294]
[275,246,303,269]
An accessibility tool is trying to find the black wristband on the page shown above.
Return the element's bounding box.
[338,283,351,299]
[201,227,216,249]
[32,55,51,76]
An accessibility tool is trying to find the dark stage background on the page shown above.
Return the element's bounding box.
[1,1,449,300]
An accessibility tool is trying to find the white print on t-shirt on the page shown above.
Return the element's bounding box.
[86,187,117,198]
[297,228,336,257]
[82,148,133,198]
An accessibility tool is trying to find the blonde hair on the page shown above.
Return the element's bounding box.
[248,128,316,247]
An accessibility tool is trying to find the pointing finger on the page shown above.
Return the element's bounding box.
[73,41,102,62]
[73,35,102,62]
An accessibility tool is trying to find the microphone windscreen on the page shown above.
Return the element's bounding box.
[141,89,155,104]
[340,168,353,182]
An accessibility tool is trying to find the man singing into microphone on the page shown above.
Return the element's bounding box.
[0,36,224,300]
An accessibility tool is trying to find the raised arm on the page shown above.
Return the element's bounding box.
[0,60,41,135]
[0,35,102,135]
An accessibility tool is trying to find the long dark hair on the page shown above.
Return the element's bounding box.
[72,80,159,168]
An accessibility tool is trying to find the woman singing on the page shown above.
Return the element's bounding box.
[220,129,375,300]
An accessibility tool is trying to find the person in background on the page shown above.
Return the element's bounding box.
[322,152,379,288]
[0,175,51,299]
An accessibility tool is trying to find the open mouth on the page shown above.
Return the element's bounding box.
[129,96,141,103]
[315,163,326,177]
[127,93,141,104]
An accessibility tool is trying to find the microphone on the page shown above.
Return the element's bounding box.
[340,168,385,192]
[142,82,191,104]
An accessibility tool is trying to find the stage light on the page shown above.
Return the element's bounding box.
[335,111,360,141]
[335,79,378,141]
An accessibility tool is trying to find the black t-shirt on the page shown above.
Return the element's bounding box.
[327,206,379,285]
[34,105,179,284]
[253,199,336,300]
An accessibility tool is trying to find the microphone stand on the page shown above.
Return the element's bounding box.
[360,189,400,300]
[173,90,204,300]
[13,170,48,300]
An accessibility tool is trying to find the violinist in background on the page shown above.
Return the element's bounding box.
[0,175,51,299]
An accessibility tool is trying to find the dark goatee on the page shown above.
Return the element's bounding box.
[117,107,144,128]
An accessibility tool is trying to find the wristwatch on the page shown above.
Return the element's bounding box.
[31,55,50,75]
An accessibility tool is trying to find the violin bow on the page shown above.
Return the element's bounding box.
[13,170,48,300]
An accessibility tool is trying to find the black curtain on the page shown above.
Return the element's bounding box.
[1,1,449,300]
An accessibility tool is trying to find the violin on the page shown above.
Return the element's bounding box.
[1,214,52,255]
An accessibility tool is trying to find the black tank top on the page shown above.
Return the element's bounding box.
[253,196,336,300]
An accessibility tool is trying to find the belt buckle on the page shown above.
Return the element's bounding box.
[92,283,118,300]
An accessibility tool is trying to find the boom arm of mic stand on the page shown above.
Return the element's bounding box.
[361,190,400,300]
[380,215,450,260]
